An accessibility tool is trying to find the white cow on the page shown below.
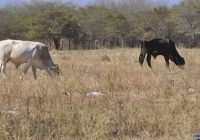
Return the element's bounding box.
[0,39,60,79]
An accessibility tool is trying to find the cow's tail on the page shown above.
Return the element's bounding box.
[139,40,146,66]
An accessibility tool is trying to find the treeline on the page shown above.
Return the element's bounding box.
[0,0,200,50]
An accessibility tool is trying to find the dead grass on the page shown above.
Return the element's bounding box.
[0,48,199,139]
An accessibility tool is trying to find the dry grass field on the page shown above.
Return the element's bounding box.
[0,48,200,140]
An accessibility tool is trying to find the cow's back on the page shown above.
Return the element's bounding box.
[9,40,46,66]
[144,39,175,53]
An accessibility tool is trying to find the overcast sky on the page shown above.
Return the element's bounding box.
[0,0,182,6]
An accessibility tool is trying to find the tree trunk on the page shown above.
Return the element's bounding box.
[94,40,98,49]
[121,38,124,48]
[60,38,63,50]
[53,37,61,50]
[49,39,52,50]
[69,39,71,50]
[115,36,117,47]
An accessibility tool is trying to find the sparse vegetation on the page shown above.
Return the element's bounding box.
[0,0,200,139]
[1,0,200,49]
[0,48,199,139]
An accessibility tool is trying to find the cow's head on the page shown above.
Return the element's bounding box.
[48,64,61,75]
[172,56,185,69]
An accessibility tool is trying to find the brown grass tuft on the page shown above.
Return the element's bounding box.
[101,54,111,62]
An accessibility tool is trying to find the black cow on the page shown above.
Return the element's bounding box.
[139,38,185,69]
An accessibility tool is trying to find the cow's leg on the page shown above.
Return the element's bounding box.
[32,66,37,80]
[20,59,32,79]
[164,56,172,72]
[164,56,170,68]
[146,53,152,68]
[139,54,146,66]
[139,48,147,66]
[0,60,7,78]
[15,64,20,72]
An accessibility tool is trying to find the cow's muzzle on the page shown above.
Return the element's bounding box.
[49,64,61,75]
[178,65,184,69]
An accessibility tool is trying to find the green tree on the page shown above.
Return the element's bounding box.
[104,11,131,47]
[27,1,77,49]
[61,15,80,50]
[170,0,200,47]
